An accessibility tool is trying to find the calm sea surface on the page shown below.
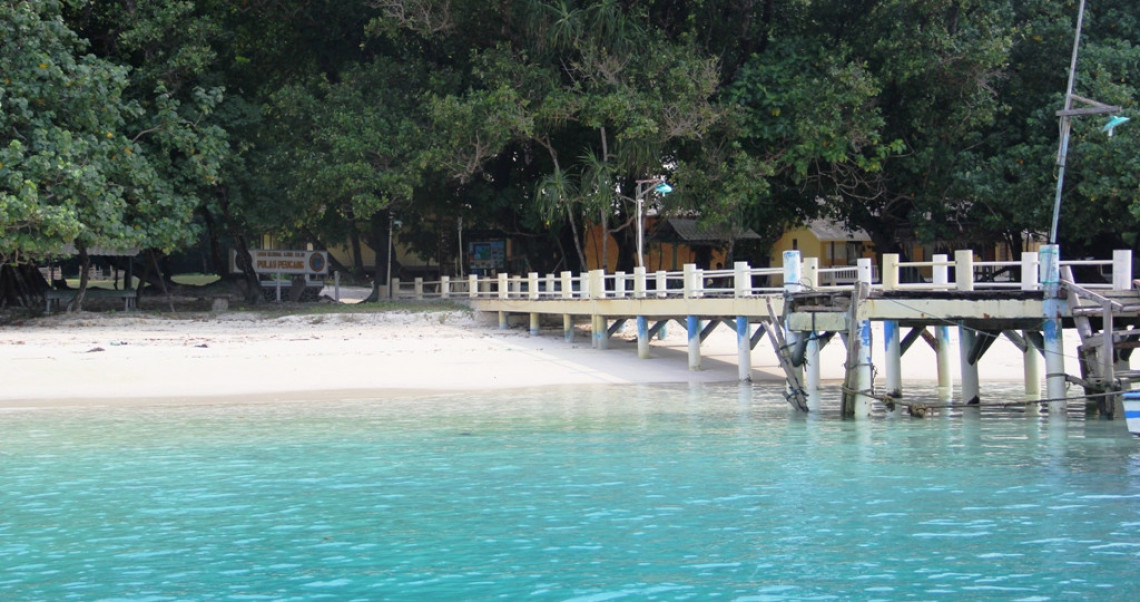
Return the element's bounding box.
[2,383,1139,601]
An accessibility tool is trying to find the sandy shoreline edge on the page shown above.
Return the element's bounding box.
[1,309,1056,408]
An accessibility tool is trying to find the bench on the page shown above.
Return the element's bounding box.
[45,288,138,312]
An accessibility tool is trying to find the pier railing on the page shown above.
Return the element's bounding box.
[386,248,1134,301]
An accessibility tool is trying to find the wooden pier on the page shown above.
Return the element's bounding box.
[391,245,1140,419]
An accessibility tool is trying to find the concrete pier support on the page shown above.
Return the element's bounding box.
[687,315,701,371]
[592,315,608,350]
[637,316,650,359]
[564,315,573,342]
[529,312,540,336]
[1041,244,1067,416]
[851,316,874,417]
[959,325,980,405]
[498,311,508,331]
[936,326,953,399]
[806,335,821,412]
[1023,329,1041,402]
[736,317,751,381]
[884,320,902,398]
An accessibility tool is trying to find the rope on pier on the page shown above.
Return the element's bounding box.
[841,385,1126,418]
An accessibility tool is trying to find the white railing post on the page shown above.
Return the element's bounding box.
[733,261,751,297]
[545,273,555,298]
[1021,252,1039,291]
[588,269,605,299]
[683,264,698,298]
[882,253,900,290]
[440,275,451,299]
[933,253,949,289]
[498,273,509,299]
[955,250,975,292]
[391,278,401,299]
[1113,249,1132,290]
[656,270,667,298]
[633,266,647,299]
[782,250,802,293]
[469,274,479,299]
[528,272,540,300]
[579,272,590,299]
[802,257,818,291]
[561,271,573,299]
[856,257,873,287]
[614,271,627,298]
[414,277,424,299]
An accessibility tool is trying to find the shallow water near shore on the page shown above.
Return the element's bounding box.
[3,382,1140,601]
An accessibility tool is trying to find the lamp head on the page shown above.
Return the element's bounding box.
[1103,115,1130,137]
[654,182,673,195]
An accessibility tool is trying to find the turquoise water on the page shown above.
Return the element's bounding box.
[2,383,1140,601]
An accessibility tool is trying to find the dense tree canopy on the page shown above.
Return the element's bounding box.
[3,0,1139,297]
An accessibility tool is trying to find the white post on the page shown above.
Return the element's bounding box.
[529,313,540,336]
[414,277,424,300]
[275,271,282,302]
[592,314,608,350]
[852,258,875,417]
[783,251,803,399]
[1113,249,1132,290]
[936,326,953,400]
[498,273,509,299]
[733,261,750,297]
[634,267,647,299]
[1041,244,1067,416]
[498,311,508,330]
[1024,329,1041,403]
[561,271,573,299]
[782,250,802,292]
[687,315,701,371]
[736,316,751,381]
[656,270,667,298]
[528,272,540,300]
[638,315,650,359]
[441,275,451,299]
[955,250,975,291]
[334,270,340,302]
[683,264,698,298]
[933,253,949,290]
[882,253,900,290]
[806,334,821,412]
[614,271,627,298]
[564,314,573,342]
[390,278,400,300]
[1021,252,1039,291]
[588,269,605,300]
[959,325,980,405]
[802,257,818,292]
[469,274,479,299]
[884,319,902,398]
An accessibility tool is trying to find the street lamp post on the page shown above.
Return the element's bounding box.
[634,178,673,269]
[1049,0,1126,244]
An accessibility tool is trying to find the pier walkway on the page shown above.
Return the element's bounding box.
[390,245,1139,420]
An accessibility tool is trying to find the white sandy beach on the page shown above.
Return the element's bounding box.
[0,300,1063,408]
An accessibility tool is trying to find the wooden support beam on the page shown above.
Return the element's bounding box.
[750,323,768,350]
[920,327,937,351]
[1002,329,1027,352]
[899,326,925,355]
[967,330,1000,366]
[699,319,719,343]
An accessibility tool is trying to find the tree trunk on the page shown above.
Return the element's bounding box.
[232,235,264,304]
[68,247,91,312]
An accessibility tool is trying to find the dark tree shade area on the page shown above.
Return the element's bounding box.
[3,0,1139,306]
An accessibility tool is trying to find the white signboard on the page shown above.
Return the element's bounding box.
[238,250,329,275]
